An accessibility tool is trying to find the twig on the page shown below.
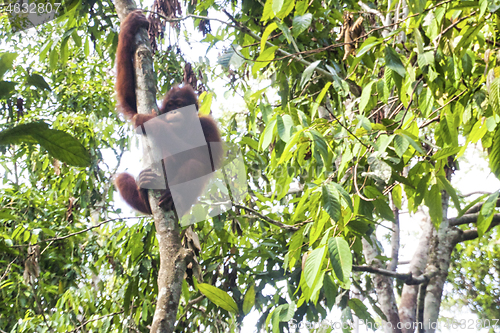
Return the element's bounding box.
[145,11,238,29]
[459,190,491,198]
[358,1,386,24]
[436,11,476,44]
[69,311,124,333]
[0,258,16,284]
[420,87,470,128]
[9,216,144,248]
[234,204,310,231]
[353,154,376,202]
[416,281,428,332]
[458,218,500,242]
[463,196,500,215]
[353,265,438,285]
[222,9,335,81]
[395,77,423,130]
[326,106,370,148]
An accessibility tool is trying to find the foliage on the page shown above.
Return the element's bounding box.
[447,233,500,320]
[1,0,500,332]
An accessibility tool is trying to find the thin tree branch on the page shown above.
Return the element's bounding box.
[145,11,238,28]
[416,281,428,333]
[459,190,491,198]
[450,212,500,227]
[69,311,125,333]
[464,196,500,215]
[458,219,500,242]
[388,195,400,271]
[234,204,308,231]
[9,216,143,248]
[358,1,386,24]
[0,258,16,284]
[327,110,370,149]
[420,85,471,128]
[353,265,437,285]
[222,9,335,81]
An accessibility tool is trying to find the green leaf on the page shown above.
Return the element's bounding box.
[359,81,375,113]
[348,299,373,322]
[414,28,424,54]
[287,228,304,269]
[0,122,90,167]
[217,48,234,68]
[300,60,321,89]
[276,0,295,18]
[437,175,461,211]
[489,126,500,179]
[272,0,284,15]
[424,184,442,227]
[240,136,259,150]
[385,46,406,77]
[477,192,499,237]
[0,52,17,79]
[394,134,409,157]
[373,198,395,222]
[123,282,133,314]
[458,193,488,217]
[469,119,488,143]
[356,36,382,58]
[489,77,500,115]
[72,30,82,48]
[311,81,332,119]
[489,0,500,12]
[0,209,16,220]
[322,184,341,221]
[199,92,213,116]
[331,182,353,212]
[242,285,255,315]
[450,1,479,9]
[261,22,278,52]
[261,0,275,21]
[304,247,326,288]
[292,13,313,37]
[408,0,426,14]
[252,46,278,76]
[398,131,425,154]
[431,147,461,161]
[60,36,70,65]
[364,185,383,199]
[0,81,17,99]
[328,237,352,287]
[455,22,485,58]
[27,73,51,91]
[307,130,329,164]
[259,117,277,150]
[49,47,58,70]
[295,0,308,15]
[323,274,338,309]
[277,114,294,142]
[278,128,303,164]
[438,113,457,146]
[198,283,239,313]
[417,51,434,68]
[392,184,402,209]
[84,37,90,57]
[276,21,294,45]
[462,52,473,76]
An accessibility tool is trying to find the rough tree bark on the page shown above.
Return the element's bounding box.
[115,1,190,332]
[362,236,402,333]
[398,212,433,333]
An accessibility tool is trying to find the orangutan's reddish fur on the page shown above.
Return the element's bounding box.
[114,10,222,216]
